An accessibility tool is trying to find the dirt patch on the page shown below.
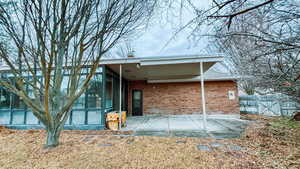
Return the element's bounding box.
[0,115,299,169]
[238,114,300,168]
[0,126,16,135]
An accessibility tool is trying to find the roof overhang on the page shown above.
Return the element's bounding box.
[147,75,240,83]
[101,55,223,81]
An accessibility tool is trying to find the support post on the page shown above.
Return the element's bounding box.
[119,64,122,130]
[200,62,207,131]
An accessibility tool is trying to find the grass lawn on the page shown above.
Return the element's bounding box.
[0,115,299,169]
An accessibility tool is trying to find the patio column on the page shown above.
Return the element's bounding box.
[200,62,207,131]
[119,64,122,130]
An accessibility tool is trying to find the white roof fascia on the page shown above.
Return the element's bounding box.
[100,57,142,65]
[0,55,224,71]
[140,56,223,66]
[100,55,223,65]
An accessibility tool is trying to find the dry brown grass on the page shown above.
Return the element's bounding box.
[0,115,299,169]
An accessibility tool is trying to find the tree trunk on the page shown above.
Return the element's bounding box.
[292,112,300,121]
[45,128,62,148]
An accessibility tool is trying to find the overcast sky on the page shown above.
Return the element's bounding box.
[106,0,229,73]
[108,0,215,58]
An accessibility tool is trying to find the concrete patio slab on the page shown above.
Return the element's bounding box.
[122,115,250,138]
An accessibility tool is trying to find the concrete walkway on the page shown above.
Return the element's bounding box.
[122,115,250,138]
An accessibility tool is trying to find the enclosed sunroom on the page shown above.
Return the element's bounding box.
[0,65,128,129]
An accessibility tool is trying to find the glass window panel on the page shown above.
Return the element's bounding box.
[26,111,39,124]
[96,66,103,73]
[106,74,113,108]
[6,73,14,78]
[134,91,141,99]
[61,75,70,107]
[10,78,26,109]
[0,110,10,124]
[0,87,10,109]
[36,70,43,76]
[73,94,85,109]
[82,67,89,74]
[12,111,25,124]
[65,112,71,125]
[28,84,34,99]
[22,71,29,76]
[87,110,101,124]
[62,68,71,76]
[87,74,102,108]
[66,75,86,109]
[27,77,42,100]
[61,75,69,95]
[11,94,26,109]
[71,110,85,125]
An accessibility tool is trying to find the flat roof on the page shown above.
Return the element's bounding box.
[102,55,224,80]
[0,55,224,81]
[100,55,223,65]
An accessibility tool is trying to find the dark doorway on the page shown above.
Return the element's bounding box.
[132,90,143,116]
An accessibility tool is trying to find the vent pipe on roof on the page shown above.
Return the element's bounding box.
[127,50,135,58]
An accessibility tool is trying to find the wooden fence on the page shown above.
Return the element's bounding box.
[239,95,300,116]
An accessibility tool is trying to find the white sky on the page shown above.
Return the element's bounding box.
[108,0,215,58]
[135,0,212,57]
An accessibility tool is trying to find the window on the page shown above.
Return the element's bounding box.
[11,94,26,109]
[86,74,102,108]
[0,87,10,109]
[105,74,113,108]
[71,75,86,109]
[0,75,25,109]
[11,79,26,109]
[27,77,42,100]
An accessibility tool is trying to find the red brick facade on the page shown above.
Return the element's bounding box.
[127,81,240,116]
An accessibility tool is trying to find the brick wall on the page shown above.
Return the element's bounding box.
[128,81,240,116]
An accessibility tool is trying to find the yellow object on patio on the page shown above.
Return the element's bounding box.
[106,111,127,130]
[106,112,119,131]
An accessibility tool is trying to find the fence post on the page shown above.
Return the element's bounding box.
[278,94,283,116]
[256,95,259,114]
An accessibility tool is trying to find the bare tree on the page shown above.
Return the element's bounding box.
[0,1,13,63]
[210,1,300,103]
[172,0,300,102]
[0,0,156,147]
[212,10,265,95]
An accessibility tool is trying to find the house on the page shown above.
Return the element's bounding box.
[0,55,240,129]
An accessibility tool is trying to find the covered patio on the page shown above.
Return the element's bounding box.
[101,55,224,130]
[122,115,249,138]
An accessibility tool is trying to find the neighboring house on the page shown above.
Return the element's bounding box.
[0,55,240,129]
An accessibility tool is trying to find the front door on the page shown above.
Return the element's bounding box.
[132,90,143,116]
